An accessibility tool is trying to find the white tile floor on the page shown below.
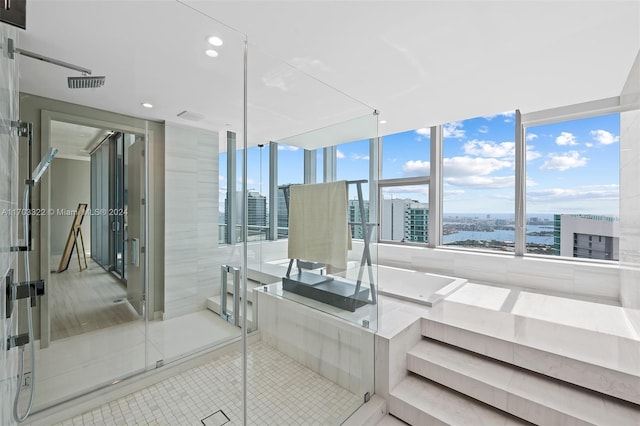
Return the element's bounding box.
[53,342,362,426]
[25,310,241,411]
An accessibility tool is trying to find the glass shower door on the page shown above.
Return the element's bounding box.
[246,44,379,424]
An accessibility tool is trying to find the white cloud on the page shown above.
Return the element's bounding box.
[336,149,345,159]
[540,151,588,171]
[461,140,540,162]
[351,153,370,161]
[443,122,465,138]
[527,184,619,202]
[415,127,430,137]
[277,144,299,151]
[463,140,514,158]
[590,129,619,145]
[526,147,542,161]
[403,160,430,175]
[478,125,489,134]
[445,175,514,188]
[585,142,594,148]
[555,131,578,146]
[526,133,538,141]
[443,156,512,177]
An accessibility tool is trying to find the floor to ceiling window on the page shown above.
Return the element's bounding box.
[379,129,430,244]
[525,113,620,260]
[442,112,517,252]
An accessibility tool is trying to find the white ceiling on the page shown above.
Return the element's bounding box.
[50,121,110,160]
[13,0,640,152]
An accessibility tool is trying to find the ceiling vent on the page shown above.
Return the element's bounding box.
[177,110,205,121]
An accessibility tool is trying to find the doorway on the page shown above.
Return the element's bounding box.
[48,120,143,341]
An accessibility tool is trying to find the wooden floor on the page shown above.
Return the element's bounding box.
[49,257,140,341]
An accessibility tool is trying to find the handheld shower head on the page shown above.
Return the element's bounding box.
[31,147,58,185]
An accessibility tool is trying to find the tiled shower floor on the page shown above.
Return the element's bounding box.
[53,342,362,425]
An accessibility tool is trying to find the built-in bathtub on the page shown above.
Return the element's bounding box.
[250,260,467,309]
[375,265,467,307]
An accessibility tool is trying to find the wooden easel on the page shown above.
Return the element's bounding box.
[57,203,88,273]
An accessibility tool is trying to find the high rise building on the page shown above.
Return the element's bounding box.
[277,186,291,238]
[224,191,268,242]
[406,202,429,243]
[553,214,620,260]
[381,198,428,242]
[247,191,267,240]
[348,199,369,239]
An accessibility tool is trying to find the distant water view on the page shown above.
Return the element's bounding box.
[443,225,554,245]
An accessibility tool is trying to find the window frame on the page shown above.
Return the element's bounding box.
[520,97,622,264]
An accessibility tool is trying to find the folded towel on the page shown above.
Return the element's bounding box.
[287,181,351,269]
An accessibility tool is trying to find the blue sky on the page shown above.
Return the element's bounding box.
[223,111,620,217]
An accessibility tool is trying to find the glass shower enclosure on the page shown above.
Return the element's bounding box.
[2,1,379,424]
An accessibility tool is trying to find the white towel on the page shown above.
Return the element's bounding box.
[287,181,351,269]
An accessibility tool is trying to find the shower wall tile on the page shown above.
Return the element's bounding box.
[0,23,19,426]
[164,125,219,319]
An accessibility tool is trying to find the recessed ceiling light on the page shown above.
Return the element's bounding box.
[205,49,219,58]
[379,120,387,124]
[207,36,223,47]
[141,102,153,108]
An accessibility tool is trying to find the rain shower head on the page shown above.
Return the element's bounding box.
[68,76,106,89]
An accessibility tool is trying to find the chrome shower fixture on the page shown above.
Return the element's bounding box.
[3,37,104,89]
[31,147,58,185]
[68,75,106,89]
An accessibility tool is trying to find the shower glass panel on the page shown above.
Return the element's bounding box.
[16,1,246,418]
[1,22,20,426]
[247,45,379,424]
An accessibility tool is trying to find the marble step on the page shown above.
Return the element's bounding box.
[434,283,640,376]
[408,339,640,426]
[389,374,530,426]
[422,317,640,405]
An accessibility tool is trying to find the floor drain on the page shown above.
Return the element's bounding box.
[112,298,124,304]
[201,410,230,426]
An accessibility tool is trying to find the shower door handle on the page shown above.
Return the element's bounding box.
[220,265,240,327]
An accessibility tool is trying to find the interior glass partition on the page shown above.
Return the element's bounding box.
[246,45,379,424]
[12,0,378,422]
[13,1,247,418]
